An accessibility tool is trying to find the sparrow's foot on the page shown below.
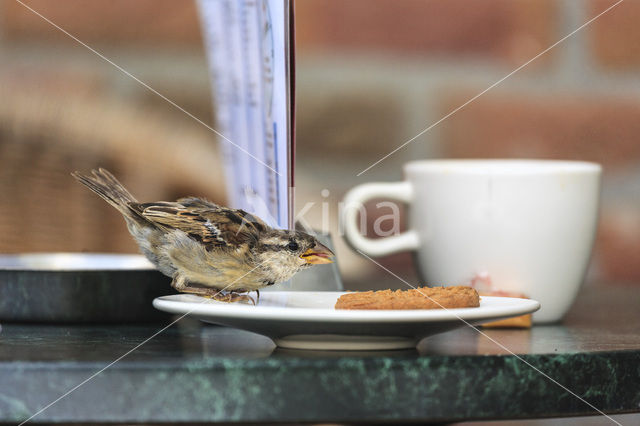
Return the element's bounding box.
[170,275,256,304]
[209,291,255,305]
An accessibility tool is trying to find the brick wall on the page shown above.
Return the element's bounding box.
[295,0,640,287]
[0,0,638,287]
[1,0,201,45]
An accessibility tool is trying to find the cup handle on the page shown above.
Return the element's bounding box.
[342,181,420,257]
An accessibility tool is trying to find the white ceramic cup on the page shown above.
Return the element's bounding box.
[343,159,602,323]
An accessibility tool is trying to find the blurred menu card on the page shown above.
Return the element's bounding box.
[198,0,294,229]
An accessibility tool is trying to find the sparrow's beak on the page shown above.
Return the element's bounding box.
[300,241,334,264]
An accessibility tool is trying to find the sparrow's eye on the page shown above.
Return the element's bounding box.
[287,241,299,251]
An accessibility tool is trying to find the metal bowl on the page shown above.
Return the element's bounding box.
[0,253,174,323]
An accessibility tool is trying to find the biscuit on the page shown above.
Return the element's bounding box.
[334,286,480,310]
[479,291,532,328]
[480,314,531,328]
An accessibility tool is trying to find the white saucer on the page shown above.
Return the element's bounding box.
[153,292,540,350]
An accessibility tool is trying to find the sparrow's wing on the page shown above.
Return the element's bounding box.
[137,201,267,249]
[174,197,270,233]
[175,197,220,209]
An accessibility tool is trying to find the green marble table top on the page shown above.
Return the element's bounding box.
[0,284,639,424]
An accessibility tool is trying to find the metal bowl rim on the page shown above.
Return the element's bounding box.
[0,253,157,272]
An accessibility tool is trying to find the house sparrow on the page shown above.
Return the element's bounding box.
[72,168,333,302]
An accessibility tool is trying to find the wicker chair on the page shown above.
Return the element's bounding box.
[0,88,225,253]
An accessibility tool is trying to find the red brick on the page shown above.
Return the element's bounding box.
[596,206,640,283]
[0,66,106,95]
[296,0,556,64]
[590,0,640,69]
[1,0,202,45]
[296,90,404,160]
[438,91,640,168]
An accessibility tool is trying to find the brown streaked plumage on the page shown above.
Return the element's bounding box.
[72,168,333,302]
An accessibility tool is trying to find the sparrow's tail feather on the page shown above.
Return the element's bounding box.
[72,168,141,219]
